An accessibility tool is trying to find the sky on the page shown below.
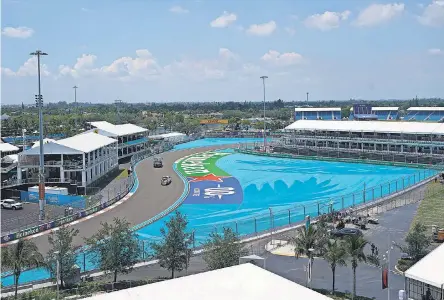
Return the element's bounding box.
[1,0,444,105]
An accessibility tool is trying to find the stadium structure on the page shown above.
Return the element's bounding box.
[276,120,444,166]
[294,107,341,120]
[405,107,444,122]
[350,106,399,121]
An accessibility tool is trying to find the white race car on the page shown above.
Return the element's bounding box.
[161,176,172,186]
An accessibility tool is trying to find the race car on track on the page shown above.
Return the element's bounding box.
[1,199,23,210]
[153,157,163,168]
[161,176,172,186]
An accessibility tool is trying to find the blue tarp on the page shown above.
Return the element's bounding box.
[20,191,85,208]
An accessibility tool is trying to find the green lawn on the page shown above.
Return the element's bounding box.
[411,182,444,232]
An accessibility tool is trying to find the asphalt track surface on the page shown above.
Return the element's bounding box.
[32,145,232,254]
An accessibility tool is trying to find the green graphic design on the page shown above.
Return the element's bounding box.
[177,151,231,177]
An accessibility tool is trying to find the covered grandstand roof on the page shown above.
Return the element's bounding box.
[295,107,341,112]
[407,107,444,111]
[22,132,117,155]
[0,143,19,153]
[32,138,56,148]
[350,107,399,111]
[285,120,444,135]
[148,132,186,139]
[88,121,147,136]
[83,264,331,300]
[405,243,444,288]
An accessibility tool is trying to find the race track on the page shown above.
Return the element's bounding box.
[32,145,232,254]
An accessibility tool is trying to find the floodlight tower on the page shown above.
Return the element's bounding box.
[30,49,48,221]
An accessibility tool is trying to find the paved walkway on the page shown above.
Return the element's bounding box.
[30,146,234,254]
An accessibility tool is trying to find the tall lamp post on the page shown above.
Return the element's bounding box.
[31,50,48,221]
[260,76,268,151]
[73,85,78,129]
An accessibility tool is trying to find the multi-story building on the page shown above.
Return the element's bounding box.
[294,107,341,121]
[280,120,444,165]
[17,132,118,188]
[86,121,148,161]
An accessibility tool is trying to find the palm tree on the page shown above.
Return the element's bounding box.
[289,225,319,260]
[1,239,44,299]
[345,235,368,300]
[323,239,348,293]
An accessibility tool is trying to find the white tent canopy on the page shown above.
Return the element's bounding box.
[83,264,331,300]
[0,143,19,153]
[88,121,147,136]
[285,120,444,135]
[405,243,444,288]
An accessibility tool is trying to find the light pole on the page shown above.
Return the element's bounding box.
[260,76,268,151]
[53,250,60,300]
[73,85,78,129]
[307,248,314,288]
[31,49,48,221]
[306,92,309,103]
[383,238,395,300]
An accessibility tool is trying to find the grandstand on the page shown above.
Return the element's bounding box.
[294,107,341,121]
[405,107,444,122]
[350,106,399,121]
[280,120,444,165]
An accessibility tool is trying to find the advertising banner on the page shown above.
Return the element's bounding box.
[200,119,229,125]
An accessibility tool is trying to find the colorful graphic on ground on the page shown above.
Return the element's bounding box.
[176,151,243,204]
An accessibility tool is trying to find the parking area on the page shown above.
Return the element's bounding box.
[265,202,421,300]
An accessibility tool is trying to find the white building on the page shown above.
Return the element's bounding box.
[86,121,148,160]
[148,132,187,143]
[18,132,118,187]
[83,263,331,300]
[1,142,20,180]
[405,243,444,300]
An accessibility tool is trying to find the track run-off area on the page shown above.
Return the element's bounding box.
[1,137,436,286]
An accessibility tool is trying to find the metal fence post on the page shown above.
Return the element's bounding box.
[303,205,306,217]
[380,184,383,198]
[352,194,355,207]
[254,218,257,234]
[235,221,238,234]
[341,197,344,209]
[317,202,320,216]
[372,188,374,201]
[288,209,291,225]
[83,252,86,273]
[192,231,195,249]
[142,241,145,260]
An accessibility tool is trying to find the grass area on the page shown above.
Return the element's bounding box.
[411,182,444,232]
[116,168,129,179]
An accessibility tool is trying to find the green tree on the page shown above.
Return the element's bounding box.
[203,227,248,270]
[46,226,79,289]
[85,217,140,283]
[1,240,44,299]
[323,239,347,293]
[396,223,430,263]
[151,211,192,278]
[344,235,368,299]
[290,225,320,260]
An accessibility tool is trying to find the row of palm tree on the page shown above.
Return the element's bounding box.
[290,221,369,299]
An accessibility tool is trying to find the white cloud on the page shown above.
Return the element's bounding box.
[2,57,50,77]
[261,50,304,67]
[210,11,237,28]
[428,48,443,55]
[246,21,277,36]
[354,3,404,27]
[284,27,296,36]
[417,0,444,27]
[169,5,189,14]
[58,54,98,78]
[164,48,241,81]
[304,10,351,31]
[1,26,34,38]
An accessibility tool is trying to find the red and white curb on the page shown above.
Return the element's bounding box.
[1,192,134,247]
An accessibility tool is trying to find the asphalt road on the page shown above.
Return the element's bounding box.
[31,145,232,254]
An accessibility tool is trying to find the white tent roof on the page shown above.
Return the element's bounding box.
[149,132,186,139]
[284,120,444,135]
[56,132,117,153]
[83,264,331,300]
[1,154,18,163]
[32,138,56,148]
[407,107,444,111]
[295,107,341,112]
[22,132,117,155]
[89,121,147,136]
[405,243,444,288]
[0,143,19,153]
